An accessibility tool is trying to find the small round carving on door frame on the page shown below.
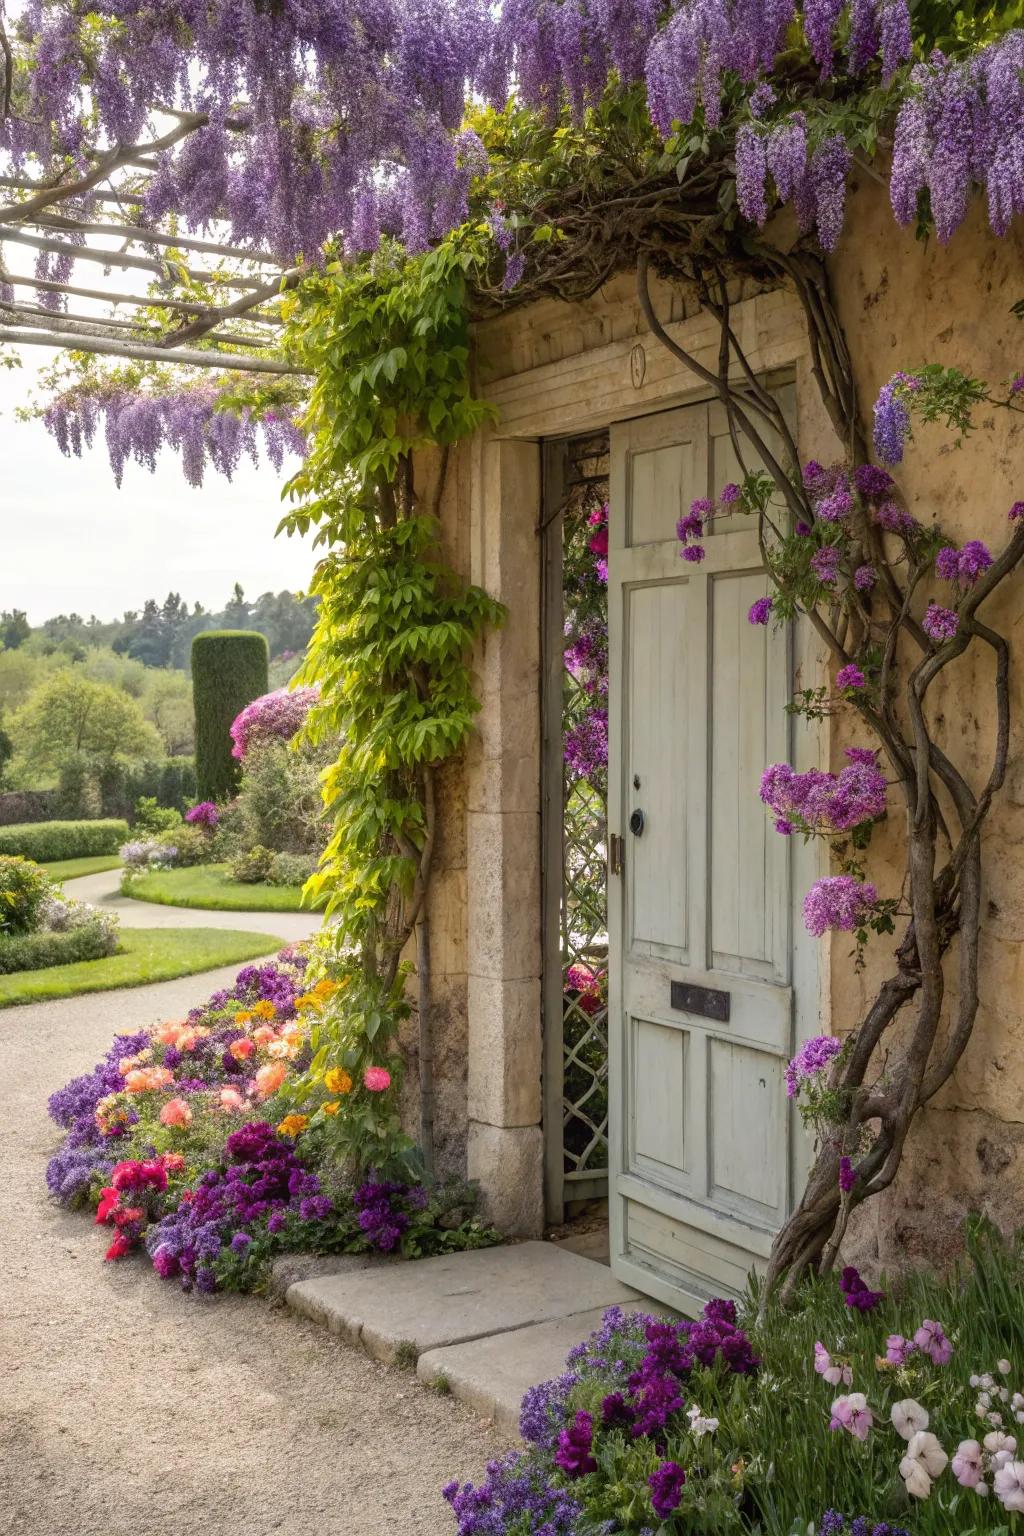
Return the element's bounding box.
[630,343,646,389]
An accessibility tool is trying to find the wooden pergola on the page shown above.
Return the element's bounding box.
[0,111,309,377]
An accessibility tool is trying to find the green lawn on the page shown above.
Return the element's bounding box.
[124,862,321,913]
[0,927,285,1008]
[43,854,123,881]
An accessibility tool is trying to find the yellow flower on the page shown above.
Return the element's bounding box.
[253,1000,276,1020]
[235,1011,253,1025]
[295,992,323,1012]
[276,1114,309,1138]
[322,1100,341,1117]
[314,978,338,999]
[324,1068,353,1095]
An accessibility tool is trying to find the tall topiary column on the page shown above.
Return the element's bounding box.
[191,630,269,801]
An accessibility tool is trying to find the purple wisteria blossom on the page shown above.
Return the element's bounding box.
[786,1033,842,1097]
[760,749,887,833]
[854,565,878,591]
[748,596,773,625]
[811,545,842,585]
[922,602,960,643]
[803,875,878,937]
[873,375,917,464]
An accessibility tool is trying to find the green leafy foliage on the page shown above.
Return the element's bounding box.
[0,855,51,936]
[0,919,118,975]
[190,630,269,800]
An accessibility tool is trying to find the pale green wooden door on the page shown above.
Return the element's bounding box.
[607,399,796,1314]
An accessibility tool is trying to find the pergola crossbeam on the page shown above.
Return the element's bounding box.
[0,299,275,349]
[23,212,281,266]
[1,227,267,285]
[0,271,283,324]
[0,323,310,374]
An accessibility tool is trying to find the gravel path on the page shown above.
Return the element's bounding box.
[65,869,321,944]
[0,966,498,1536]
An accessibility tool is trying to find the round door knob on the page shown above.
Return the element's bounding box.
[629,808,645,837]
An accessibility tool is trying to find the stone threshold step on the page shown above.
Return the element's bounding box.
[281,1241,648,1438]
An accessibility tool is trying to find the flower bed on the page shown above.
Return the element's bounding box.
[45,947,496,1291]
[443,1221,1024,1533]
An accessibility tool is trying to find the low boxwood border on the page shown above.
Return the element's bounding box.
[0,819,129,862]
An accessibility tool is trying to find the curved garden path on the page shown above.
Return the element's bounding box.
[0,913,496,1534]
[65,867,321,943]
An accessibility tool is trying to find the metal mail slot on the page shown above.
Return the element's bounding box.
[670,981,730,1023]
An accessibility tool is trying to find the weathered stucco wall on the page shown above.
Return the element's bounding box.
[827,181,1024,1270]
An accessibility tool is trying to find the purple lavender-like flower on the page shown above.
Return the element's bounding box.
[875,500,916,534]
[839,1156,857,1193]
[957,539,993,584]
[811,545,842,586]
[735,123,769,226]
[748,82,776,119]
[803,877,878,938]
[184,800,219,828]
[719,481,741,504]
[811,133,852,251]
[922,602,960,643]
[681,544,706,563]
[648,1461,686,1519]
[873,375,918,464]
[786,1034,842,1097]
[854,564,877,591]
[748,596,773,626]
[816,482,854,522]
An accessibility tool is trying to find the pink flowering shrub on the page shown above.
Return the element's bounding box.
[229,686,320,761]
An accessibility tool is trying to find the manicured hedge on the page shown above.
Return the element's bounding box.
[192,631,269,802]
[0,819,129,862]
[0,921,117,975]
[55,758,197,820]
[0,789,58,827]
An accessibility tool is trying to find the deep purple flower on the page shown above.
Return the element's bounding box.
[795,520,813,537]
[184,800,219,828]
[553,1410,597,1477]
[957,539,993,584]
[719,482,741,504]
[649,1461,686,1519]
[854,564,877,591]
[1010,501,1024,522]
[681,543,706,563]
[854,464,894,499]
[735,123,769,225]
[811,545,842,586]
[803,876,877,938]
[873,377,913,464]
[748,596,772,625]
[839,1156,857,1193]
[601,1392,633,1429]
[840,1265,885,1312]
[836,664,865,689]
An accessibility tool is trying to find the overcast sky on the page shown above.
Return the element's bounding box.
[0,353,314,626]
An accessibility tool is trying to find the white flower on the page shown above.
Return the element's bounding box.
[988,1412,1005,1427]
[1012,1393,1024,1410]
[1000,1388,1010,1403]
[993,1460,1024,1514]
[978,1391,992,1409]
[900,1430,949,1500]
[891,1399,930,1441]
[970,1374,981,1389]
[984,1430,1017,1457]
[686,1403,719,1439]
[982,1373,995,1390]
[998,1360,1012,1376]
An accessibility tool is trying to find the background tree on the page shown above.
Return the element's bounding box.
[8,673,163,774]
[0,611,30,651]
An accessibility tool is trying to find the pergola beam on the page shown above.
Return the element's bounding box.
[0,298,275,348]
[0,324,310,374]
[24,212,281,266]
[0,270,283,323]
[1,226,267,286]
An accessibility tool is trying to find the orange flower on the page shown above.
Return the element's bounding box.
[276,1114,309,1138]
[230,1038,255,1062]
[234,1011,253,1026]
[324,1068,353,1095]
[295,992,322,1012]
[155,1022,187,1045]
[219,1087,246,1114]
[255,1062,287,1100]
[159,1097,193,1128]
[124,1066,174,1094]
[314,978,337,1000]
[252,1024,276,1046]
[253,1000,276,1020]
[322,1101,341,1116]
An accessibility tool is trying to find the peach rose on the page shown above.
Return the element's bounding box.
[254,1063,287,1100]
[252,1025,276,1047]
[229,1038,255,1061]
[219,1087,246,1114]
[159,1097,193,1128]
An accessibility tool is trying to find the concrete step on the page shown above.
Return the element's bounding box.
[282,1241,645,1437]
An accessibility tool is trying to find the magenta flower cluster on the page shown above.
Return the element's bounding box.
[840,1265,884,1313]
[184,801,219,828]
[760,748,887,835]
[936,540,993,587]
[229,686,320,760]
[922,602,960,644]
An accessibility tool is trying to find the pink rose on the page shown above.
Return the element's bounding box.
[364,1066,392,1092]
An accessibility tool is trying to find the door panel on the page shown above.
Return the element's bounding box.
[608,399,798,1314]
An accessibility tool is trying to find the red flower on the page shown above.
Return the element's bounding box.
[112,1205,144,1228]
[111,1160,143,1191]
[160,1153,186,1174]
[95,1187,120,1225]
[139,1159,168,1191]
[104,1233,132,1261]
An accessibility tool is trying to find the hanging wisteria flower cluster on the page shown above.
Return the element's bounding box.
[41,388,306,487]
[9,0,1024,267]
